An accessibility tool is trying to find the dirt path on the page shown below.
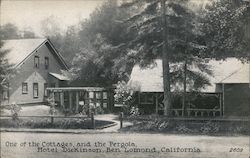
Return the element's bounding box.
[95,114,133,132]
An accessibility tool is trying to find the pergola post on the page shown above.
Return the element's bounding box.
[50,90,55,102]
[60,92,64,110]
[75,91,79,113]
[69,91,73,111]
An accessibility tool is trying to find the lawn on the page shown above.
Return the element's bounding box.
[0,117,113,129]
[0,105,63,116]
[120,115,250,136]
[0,105,114,129]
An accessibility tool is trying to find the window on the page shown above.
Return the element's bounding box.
[96,102,101,107]
[34,56,39,68]
[89,92,94,99]
[2,90,8,100]
[103,103,108,108]
[96,92,102,99]
[22,83,28,94]
[44,83,48,97]
[50,83,56,87]
[140,93,154,104]
[33,83,38,98]
[103,92,108,99]
[45,57,49,69]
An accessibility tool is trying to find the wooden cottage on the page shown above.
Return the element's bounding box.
[0,38,69,105]
[128,58,250,117]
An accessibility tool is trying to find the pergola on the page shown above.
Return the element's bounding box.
[47,87,113,113]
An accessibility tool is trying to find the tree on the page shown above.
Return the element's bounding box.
[120,0,212,116]
[61,26,81,64]
[69,0,134,86]
[22,29,36,38]
[0,23,20,39]
[201,0,250,60]
[0,23,36,39]
[40,15,64,57]
[0,40,14,103]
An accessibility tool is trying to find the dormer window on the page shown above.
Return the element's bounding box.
[34,56,39,68]
[45,57,49,69]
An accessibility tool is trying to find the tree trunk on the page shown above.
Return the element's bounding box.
[161,0,172,116]
[182,60,187,117]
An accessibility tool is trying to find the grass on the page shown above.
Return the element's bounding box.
[0,117,113,129]
[120,115,250,136]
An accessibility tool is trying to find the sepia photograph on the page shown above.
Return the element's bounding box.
[0,0,249,157]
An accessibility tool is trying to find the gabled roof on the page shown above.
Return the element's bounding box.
[219,63,249,83]
[128,58,250,93]
[128,60,164,92]
[2,38,68,69]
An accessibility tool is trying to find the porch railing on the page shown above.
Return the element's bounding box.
[171,108,221,117]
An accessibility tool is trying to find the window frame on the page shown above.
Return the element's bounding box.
[44,83,48,97]
[34,56,40,68]
[33,83,39,98]
[103,91,108,99]
[2,90,9,100]
[22,82,28,94]
[45,57,49,69]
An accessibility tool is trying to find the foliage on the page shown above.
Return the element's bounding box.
[200,121,219,134]
[47,96,57,115]
[130,106,140,116]
[114,81,135,114]
[120,0,213,92]
[67,1,135,86]
[175,123,193,133]
[115,81,134,102]
[0,118,113,129]
[5,103,22,120]
[0,23,36,39]
[95,106,105,114]
[201,0,250,60]
[0,40,14,97]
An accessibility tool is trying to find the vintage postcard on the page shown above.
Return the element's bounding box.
[0,0,249,158]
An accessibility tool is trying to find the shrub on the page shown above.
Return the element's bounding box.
[176,124,193,133]
[130,106,140,116]
[47,96,57,115]
[200,121,219,134]
[6,102,22,120]
[96,106,104,114]
[114,81,135,114]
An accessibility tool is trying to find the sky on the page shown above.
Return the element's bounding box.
[0,0,105,36]
[0,0,209,37]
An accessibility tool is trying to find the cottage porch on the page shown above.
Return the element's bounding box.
[135,92,223,117]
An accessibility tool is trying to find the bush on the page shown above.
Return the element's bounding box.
[114,81,135,114]
[96,106,104,114]
[130,106,140,116]
[6,103,22,120]
[47,96,57,115]
[200,121,219,134]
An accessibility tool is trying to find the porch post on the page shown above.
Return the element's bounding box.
[219,93,222,116]
[155,94,158,115]
[222,84,225,117]
[75,91,79,113]
[138,92,141,107]
[60,92,64,110]
[69,91,73,111]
